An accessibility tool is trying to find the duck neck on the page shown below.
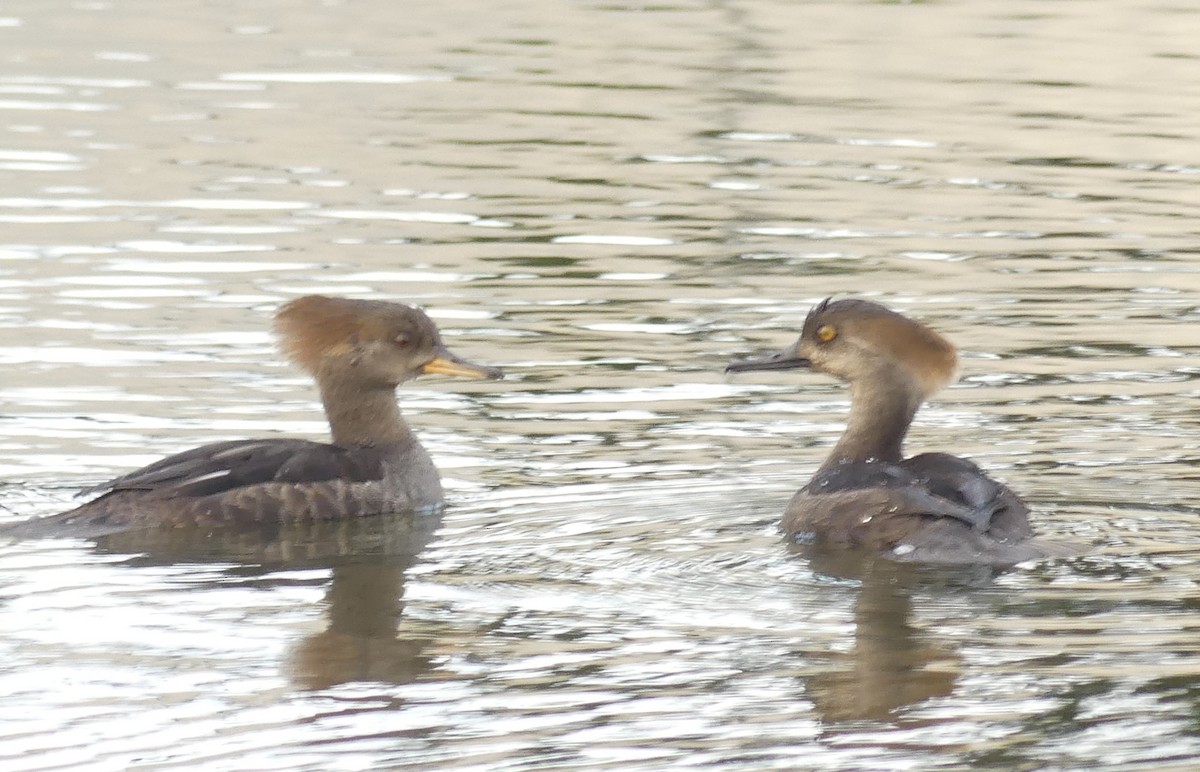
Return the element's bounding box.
[820,367,923,472]
[315,371,413,448]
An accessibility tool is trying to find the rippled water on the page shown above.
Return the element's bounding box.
[2,0,1200,769]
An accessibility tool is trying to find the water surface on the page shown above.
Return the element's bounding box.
[2,0,1200,769]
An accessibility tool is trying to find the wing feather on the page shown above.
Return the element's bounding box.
[85,439,387,500]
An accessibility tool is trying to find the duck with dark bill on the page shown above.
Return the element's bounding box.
[728,298,1070,565]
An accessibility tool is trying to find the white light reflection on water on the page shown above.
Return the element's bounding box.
[317,209,511,227]
[552,235,676,246]
[221,72,452,85]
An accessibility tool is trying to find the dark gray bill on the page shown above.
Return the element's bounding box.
[725,350,810,373]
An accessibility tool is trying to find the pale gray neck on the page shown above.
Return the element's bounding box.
[819,367,922,472]
[316,371,413,448]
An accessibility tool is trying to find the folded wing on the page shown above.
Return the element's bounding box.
[86,439,388,499]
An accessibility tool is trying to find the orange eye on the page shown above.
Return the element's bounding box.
[816,324,837,343]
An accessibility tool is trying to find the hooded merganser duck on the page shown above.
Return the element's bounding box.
[728,298,1059,565]
[8,295,502,537]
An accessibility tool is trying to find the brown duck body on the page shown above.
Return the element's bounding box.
[783,452,1042,564]
[730,298,1061,565]
[8,295,501,538]
[25,439,440,538]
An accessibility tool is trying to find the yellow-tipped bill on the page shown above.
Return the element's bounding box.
[421,349,504,380]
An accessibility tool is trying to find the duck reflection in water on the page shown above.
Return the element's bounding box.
[728,298,1076,565]
[799,551,975,723]
[97,515,440,690]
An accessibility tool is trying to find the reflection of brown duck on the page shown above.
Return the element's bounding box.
[289,563,432,690]
[804,558,960,722]
[97,514,440,689]
[729,298,1067,564]
[8,295,501,537]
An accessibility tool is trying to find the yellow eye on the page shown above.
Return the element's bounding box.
[816,324,837,343]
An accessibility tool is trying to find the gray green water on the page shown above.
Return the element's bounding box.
[2,0,1200,769]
